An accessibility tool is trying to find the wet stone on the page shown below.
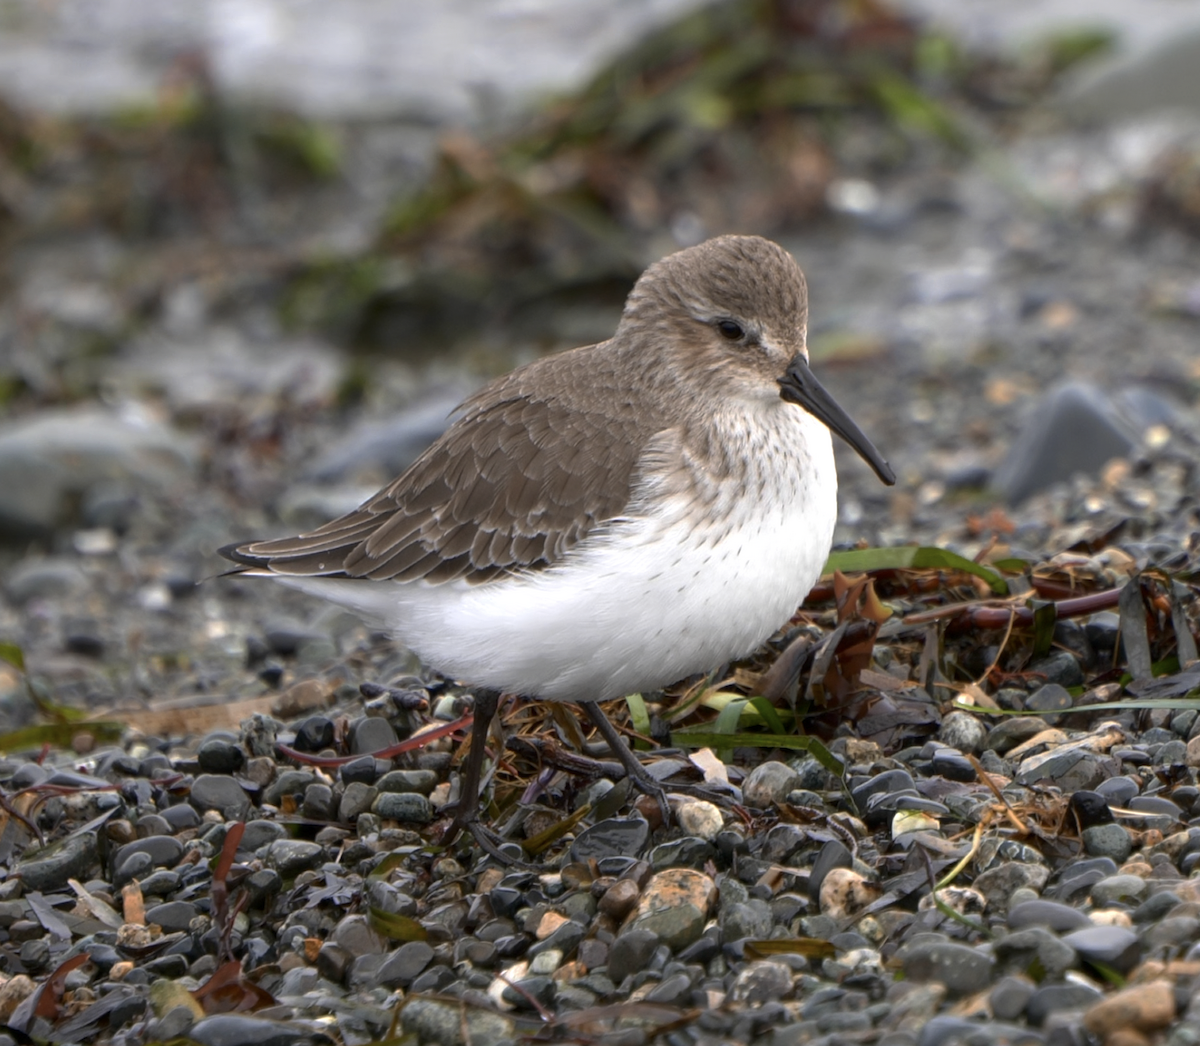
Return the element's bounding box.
[338,782,378,822]
[571,818,650,862]
[985,717,1046,753]
[1061,925,1141,975]
[649,835,714,871]
[350,716,397,754]
[1027,983,1104,1027]
[1091,873,1148,905]
[729,959,792,1004]
[743,761,803,807]
[340,756,385,785]
[302,783,336,821]
[1070,790,1113,827]
[189,1014,326,1046]
[160,804,201,831]
[145,901,198,932]
[902,940,995,995]
[375,769,439,794]
[378,941,434,987]
[196,738,246,775]
[263,839,324,876]
[371,792,432,823]
[189,775,252,818]
[989,976,1035,1022]
[608,928,660,983]
[993,926,1077,982]
[938,710,987,753]
[1007,900,1091,932]
[114,835,184,870]
[16,834,97,892]
[292,716,335,752]
[241,820,287,851]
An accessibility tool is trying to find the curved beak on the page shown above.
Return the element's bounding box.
[778,354,896,486]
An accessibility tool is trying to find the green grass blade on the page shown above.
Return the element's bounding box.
[624,692,651,751]
[823,546,1008,595]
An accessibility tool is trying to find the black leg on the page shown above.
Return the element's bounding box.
[580,701,670,824]
[441,689,519,864]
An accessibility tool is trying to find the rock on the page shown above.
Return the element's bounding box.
[263,840,324,876]
[291,716,335,753]
[993,926,1077,982]
[728,959,792,1004]
[607,928,660,983]
[4,558,88,603]
[0,408,196,538]
[1007,900,1091,932]
[189,775,252,819]
[332,914,384,957]
[985,718,1046,753]
[1090,873,1147,905]
[145,901,199,933]
[378,941,435,988]
[1082,980,1176,1037]
[989,975,1035,1022]
[371,792,433,823]
[189,1014,329,1046]
[1027,983,1104,1027]
[114,835,184,870]
[743,761,803,807]
[1062,925,1141,975]
[808,839,853,902]
[338,782,378,822]
[196,738,246,775]
[374,769,440,794]
[304,389,470,484]
[350,716,398,755]
[302,783,336,821]
[992,382,1135,504]
[902,940,995,995]
[400,997,516,1045]
[571,817,650,862]
[675,799,722,840]
[16,834,97,892]
[721,899,774,941]
[626,868,716,951]
[938,711,987,753]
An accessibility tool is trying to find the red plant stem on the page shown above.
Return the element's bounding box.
[275,713,472,768]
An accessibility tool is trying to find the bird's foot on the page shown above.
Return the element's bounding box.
[437,806,525,866]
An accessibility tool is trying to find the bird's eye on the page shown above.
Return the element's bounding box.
[716,320,744,340]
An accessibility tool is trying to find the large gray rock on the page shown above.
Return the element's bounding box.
[992,382,1134,504]
[0,408,195,537]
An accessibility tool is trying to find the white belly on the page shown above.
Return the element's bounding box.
[278,404,837,702]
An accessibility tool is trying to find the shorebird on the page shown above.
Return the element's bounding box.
[222,235,895,856]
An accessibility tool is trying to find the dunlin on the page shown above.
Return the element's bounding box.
[223,235,895,855]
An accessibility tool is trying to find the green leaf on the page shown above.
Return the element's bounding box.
[0,721,124,753]
[367,852,408,881]
[624,692,651,751]
[369,907,428,942]
[0,642,25,673]
[671,730,843,776]
[712,698,747,762]
[1029,599,1057,658]
[823,546,1007,595]
[747,696,787,736]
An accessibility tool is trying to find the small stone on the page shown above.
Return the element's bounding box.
[1007,900,1090,932]
[1091,873,1148,906]
[190,1014,326,1046]
[145,901,199,933]
[902,940,995,995]
[400,998,516,1045]
[338,782,378,822]
[938,711,987,753]
[114,835,184,870]
[371,792,432,823]
[729,959,792,1004]
[676,799,723,840]
[375,769,440,794]
[571,817,650,862]
[378,941,435,988]
[263,840,324,876]
[1062,925,1141,975]
[1083,981,1176,1037]
[607,928,660,983]
[989,975,1035,1022]
[17,834,97,892]
[626,867,716,951]
[292,716,335,753]
[351,716,397,755]
[598,879,640,920]
[189,775,252,819]
[332,914,384,957]
[301,783,335,821]
[1027,983,1104,1027]
[196,738,246,775]
[743,761,803,807]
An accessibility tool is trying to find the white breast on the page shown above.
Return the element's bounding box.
[279,400,837,703]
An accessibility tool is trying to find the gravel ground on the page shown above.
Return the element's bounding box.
[0,6,1199,1046]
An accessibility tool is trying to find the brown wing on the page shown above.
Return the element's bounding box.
[222,343,656,585]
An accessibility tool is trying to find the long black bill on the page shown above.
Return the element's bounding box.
[778,354,896,486]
